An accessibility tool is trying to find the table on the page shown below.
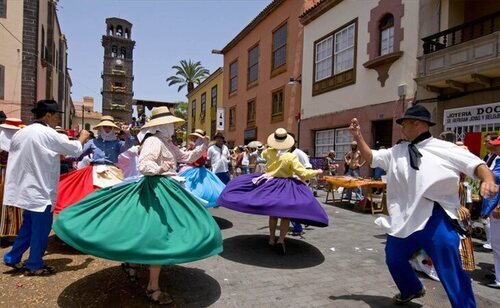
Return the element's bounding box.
[322,176,387,215]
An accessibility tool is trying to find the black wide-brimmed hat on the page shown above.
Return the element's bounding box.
[31,99,63,114]
[396,105,435,126]
[213,132,225,140]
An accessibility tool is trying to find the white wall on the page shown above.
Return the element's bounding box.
[301,0,421,119]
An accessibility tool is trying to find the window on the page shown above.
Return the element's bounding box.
[120,47,126,59]
[125,28,130,39]
[314,127,352,158]
[41,26,46,59]
[272,22,287,70]
[247,45,259,84]
[0,65,4,100]
[229,106,236,130]
[116,26,123,36]
[0,0,6,18]
[313,20,357,95]
[315,36,333,81]
[200,92,206,120]
[247,99,256,125]
[271,88,284,122]
[84,123,91,131]
[111,45,118,58]
[379,14,394,56]
[229,60,238,93]
[211,85,217,108]
[334,24,355,74]
[191,100,196,119]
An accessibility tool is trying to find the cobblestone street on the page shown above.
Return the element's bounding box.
[1,189,500,307]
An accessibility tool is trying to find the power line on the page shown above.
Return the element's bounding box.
[0,22,23,44]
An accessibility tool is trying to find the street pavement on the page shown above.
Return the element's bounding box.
[1,189,500,307]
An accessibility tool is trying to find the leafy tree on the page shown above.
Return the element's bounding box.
[166,59,209,93]
[173,101,188,120]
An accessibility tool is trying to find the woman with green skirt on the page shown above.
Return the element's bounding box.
[54,107,223,305]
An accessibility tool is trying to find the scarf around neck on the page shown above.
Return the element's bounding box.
[408,131,432,170]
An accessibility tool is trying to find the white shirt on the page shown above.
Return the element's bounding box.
[292,148,312,168]
[116,145,140,178]
[371,137,484,238]
[0,127,17,152]
[3,123,83,212]
[241,152,249,166]
[207,144,230,173]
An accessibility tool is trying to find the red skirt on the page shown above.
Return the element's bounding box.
[55,165,97,214]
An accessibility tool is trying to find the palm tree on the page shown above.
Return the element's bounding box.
[166,59,210,93]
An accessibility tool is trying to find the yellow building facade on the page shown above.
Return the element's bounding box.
[187,67,223,138]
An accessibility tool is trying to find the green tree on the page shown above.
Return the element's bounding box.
[166,59,209,93]
[173,101,188,120]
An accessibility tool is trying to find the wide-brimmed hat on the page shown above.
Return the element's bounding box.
[396,105,435,126]
[213,131,225,140]
[267,128,294,150]
[189,128,206,139]
[31,99,63,114]
[489,138,500,146]
[93,115,120,130]
[0,118,24,130]
[142,107,185,129]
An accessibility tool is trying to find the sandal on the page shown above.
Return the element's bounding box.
[146,288,173,305]
[393,288,426,305]
[24,265,56,276]
[4,261,26,272]
[121,263,139,284]
[275,242,286,255]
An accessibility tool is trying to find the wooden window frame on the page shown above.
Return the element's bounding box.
[229,59,238,94]
[247,43,259,88]
[200,92,206,121]
[312,19,357,96]
[0,0,6,19]
[271,21,288,77]
[247,99,256,127]
[210,85,217,108]
[379,14,395,56]
[271,87,284,123]
[191,99,196,120]
[0,64,4,100]
[229,106,236,131]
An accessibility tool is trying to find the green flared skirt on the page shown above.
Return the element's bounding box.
[53,176,223,264]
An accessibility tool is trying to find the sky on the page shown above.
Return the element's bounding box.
[58,0,271,112]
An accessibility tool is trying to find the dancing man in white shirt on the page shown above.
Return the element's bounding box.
[3,100,89,276]
[207,132,231,184]
[349,105,497,307]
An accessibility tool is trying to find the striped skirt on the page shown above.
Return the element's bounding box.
[0,164,22,237]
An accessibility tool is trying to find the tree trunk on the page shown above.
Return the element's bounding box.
[187,82,194,93]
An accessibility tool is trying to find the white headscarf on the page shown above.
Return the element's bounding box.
[98,127,117,141]
[0,127,18,152]
[137,123,175,143]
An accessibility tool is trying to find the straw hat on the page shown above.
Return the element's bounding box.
[189,128,206,139]
[0,118,24,130]
[142,107,185,129]
[267,128,294,150]
[93,115,120,130]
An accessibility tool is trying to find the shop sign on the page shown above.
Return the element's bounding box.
[444,102,500,126]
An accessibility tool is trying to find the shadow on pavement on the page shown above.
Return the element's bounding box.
[2,257,94,277]
[328,294,423,307]
[470,261,495,284]
[58,265,221,307]
[212,216,233,230]
[45,234,85,255]
[219,234,325,269]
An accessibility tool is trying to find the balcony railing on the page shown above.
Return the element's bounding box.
[422,11,500,54]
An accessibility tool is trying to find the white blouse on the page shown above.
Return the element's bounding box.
[137,133,205,176]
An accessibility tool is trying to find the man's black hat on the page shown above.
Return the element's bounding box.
[396,105,435,126]
[31,99,63,114]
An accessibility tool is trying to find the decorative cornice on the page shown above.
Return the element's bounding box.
[299,0,343,25]
[221,0,286,53]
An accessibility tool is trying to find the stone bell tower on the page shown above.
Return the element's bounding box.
[101,17,135,121]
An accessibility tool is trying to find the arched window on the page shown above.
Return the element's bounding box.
[111,45,118,58]
[379,14,394,56]
[116,25,123,37]
[120,47,126,59]
[125,28,130,39]
[108,25,114,36]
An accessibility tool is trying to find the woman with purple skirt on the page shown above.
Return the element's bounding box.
[217,128,329,254]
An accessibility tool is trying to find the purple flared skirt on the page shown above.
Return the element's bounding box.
[217,173,329,227]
